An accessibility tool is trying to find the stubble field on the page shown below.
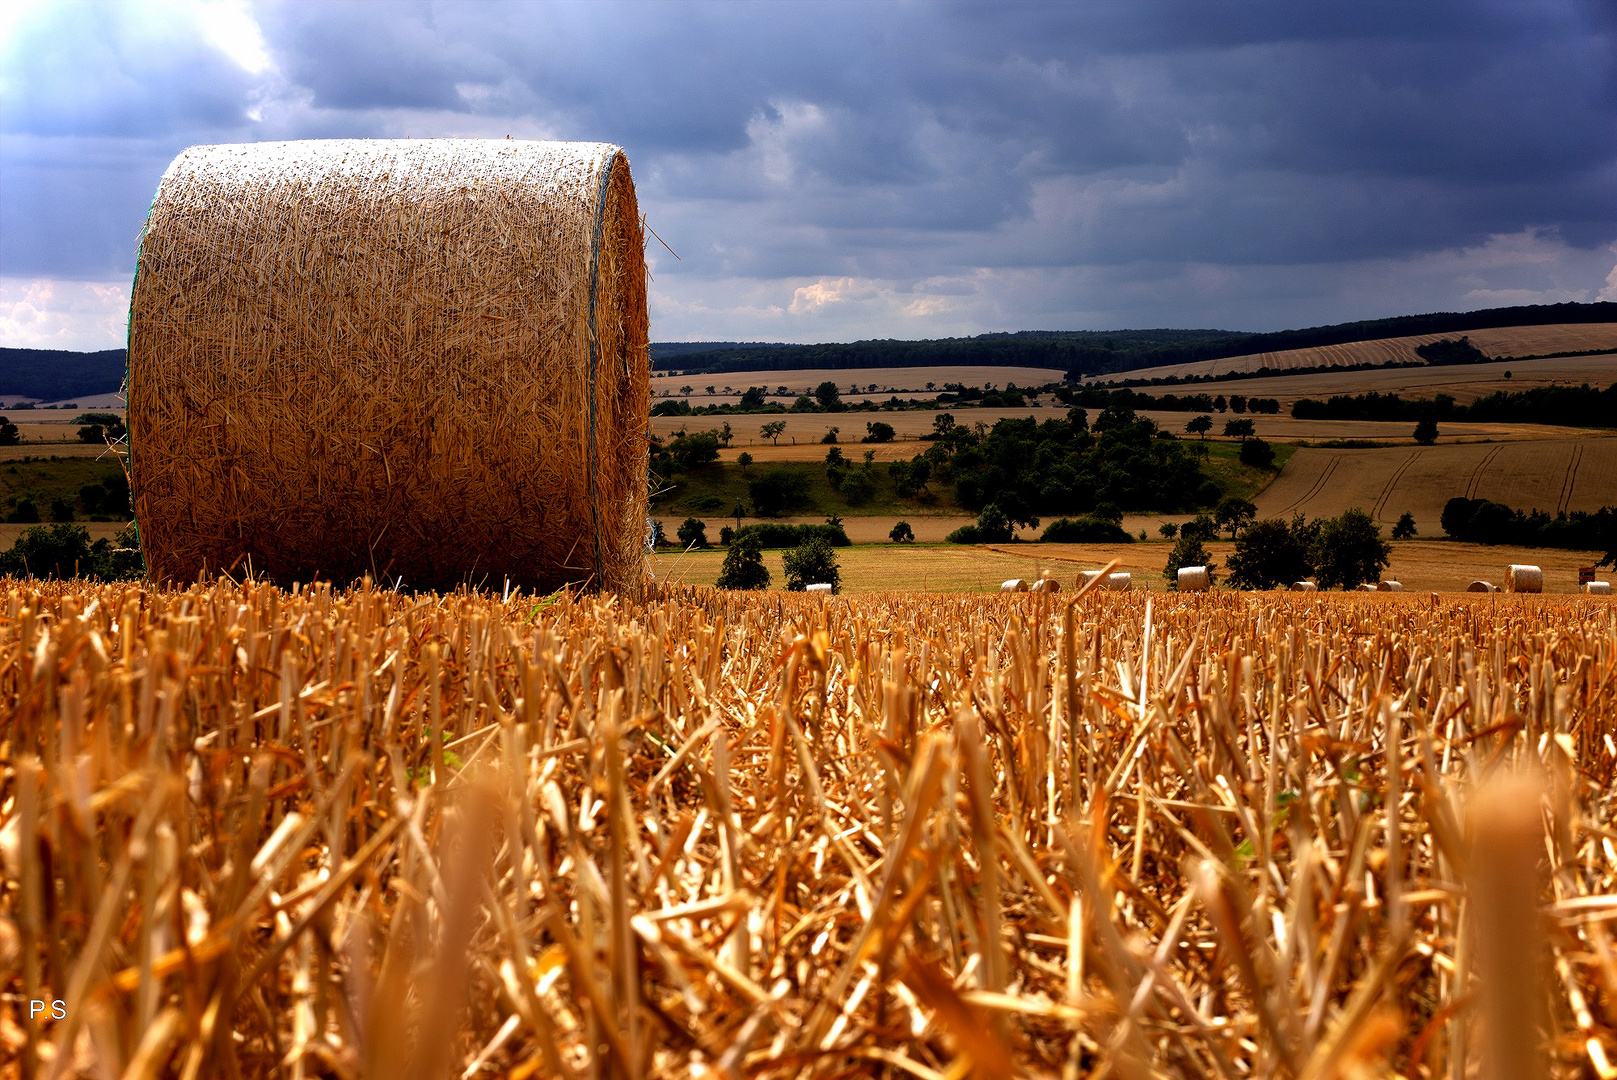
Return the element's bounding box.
[3,576,1615,1078]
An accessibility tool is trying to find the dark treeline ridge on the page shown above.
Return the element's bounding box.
[651,301,1616,378]
[1442,497,1616,565]
[0,348,127,401]
[1292,382,1617,427]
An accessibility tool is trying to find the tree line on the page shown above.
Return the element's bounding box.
[1291,382,1617,427]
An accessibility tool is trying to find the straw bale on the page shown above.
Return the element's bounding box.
[1000,578,1029,593]
[1587,582,1612,595]
[1080,570,1104,588]
[805,582,833,594]
[127,139,649,592]
[1506,564,1544,594]
[1357,583,1378,591]
[1030,576,1060,593]
[1468,580,1498,592]
[1177,566,1210,592]
[1106,572,1133,591]
[1377,580,1404,592]
[1290,581,1317,592]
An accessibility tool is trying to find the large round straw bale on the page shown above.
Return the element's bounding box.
[1000,578,1029,593]
[1377,580,1404,592]
[1030,576,1060,593]
[1505,564,1543,593]
[1587,581,1612,595]
[1467,580,1497,592]
[127,139,648,592]
[1079,570,1104,589]
[1176,566,1210,592]
[1357,583,1378,592]
[1105,572,1132,591]
[1177,565,1215,591]
[1290,581,1317,592]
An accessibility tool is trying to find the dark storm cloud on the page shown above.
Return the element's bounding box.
[2,0,1614,346]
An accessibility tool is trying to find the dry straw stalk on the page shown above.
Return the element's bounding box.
[127,139,649,592]
[3,580,1617,1077]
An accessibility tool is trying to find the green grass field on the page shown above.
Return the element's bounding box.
[0,454,131,522]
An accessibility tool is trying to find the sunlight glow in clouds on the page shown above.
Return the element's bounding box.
[0,278,132,352]
[193,0,273,76]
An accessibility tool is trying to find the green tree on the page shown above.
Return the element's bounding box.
[783,537,841,592]
[1392,512,1418,540]
[760,420,787,445]
[1164,535,1216,587]
[1214,496,1257,539]
[739,386,767,408]
[1181,514,1218,541]
[1185,414,1213,441]
[737,451,753,472]
[748,468,811,517]
[0,417,18,446]
[676,517,709,548]
[889,520,915,543]
[1226,518,1312,590]
[716,533,771,590]
[863,421,895,443]
[814,381,842,411]
[1312,509,1391,590]
[1413,417,1439,445]
[668,430,720,471]
[1158,522,1179,539]
[820,426,840,444]
[1222,418,1255,442]
[932,412,956,439]
[48,497,75,523]
[7,496,40,524]
[1239,436,1275,468]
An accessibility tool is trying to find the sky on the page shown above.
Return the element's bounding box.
[2,0,1615,351]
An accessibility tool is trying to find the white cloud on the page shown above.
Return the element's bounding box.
[193,0,274,76]
[0,277,130,351]
[1598,244,1617,303]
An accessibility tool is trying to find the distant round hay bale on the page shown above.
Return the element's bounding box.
[1586,581,1612,595]
[1000,578,1029,593]
[1357,583,1378,592]
[1467,580,1497,593]
[1105,572,1132,591]
[1505,564,1543,594]
[127,139,648,592]
[1377,580,1404,592]
[1177,566,1210,592]
[805,582,834,594]
[1290,581,1317,592]
[1030,576,1060,593]
[1079,570,1104,590]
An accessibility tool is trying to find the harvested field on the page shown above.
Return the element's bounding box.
[651,406,1056,446]
[650,365,1066,400]
[1100,323,1617,380]
[650,539,1608,594]
[1255,436,1617,532]
[4,577,1616,1078]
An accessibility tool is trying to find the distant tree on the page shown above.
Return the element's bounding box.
[783,537,841,592]
[1503,370,1512,380]
[48,497,75,523]
[814,381,842,410]
[1226,518,1312,589]
[1214,496,1257,538]
[740,386,768,408]
[862,449,876,465]
[1239,436,1276,468]
[1229,394,1248,414]
[737,451,754,471]
[862,421,895,443]
[820,427,839,444]
[676,517,709,548]
[1067,407,1089,432]
[1164,535,1216,587]
[1159,522,1179,539]
[760,420,787,445]
[668,430,720,471]
[932,412,956,438]
[1312,509,1391,590]
[679,385,693,397]
[889,520,915,543]
[718,525,735,545]
[716,533,770,590]
[776,386,789,397]
[1180,513,1218,541]
[1185,415,1213,441]
[7,496,40,524]
[78,425,105,443]
[925,382,936,391]
[1222,418,1255,442]
[975,503,1012,542]
[748,468,811,517]
[1392,512,1418,540]
[0,417,19,446]
[717,422,733,448]
[1413,417,1439,445]
[1092,502,1123,525]
[704,385,716,396]
[1213,395,1227,413]
[824,445,845,468]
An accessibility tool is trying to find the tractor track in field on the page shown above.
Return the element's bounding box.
[1558,442,1585,516]
[1372,449,1424,522]
[1277,454,1343,517]
[1464,444,1506,500]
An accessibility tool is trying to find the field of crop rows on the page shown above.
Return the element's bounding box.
[3,579,1617,1078]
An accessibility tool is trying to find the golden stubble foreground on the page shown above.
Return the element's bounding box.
[2,578,1615,1079]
